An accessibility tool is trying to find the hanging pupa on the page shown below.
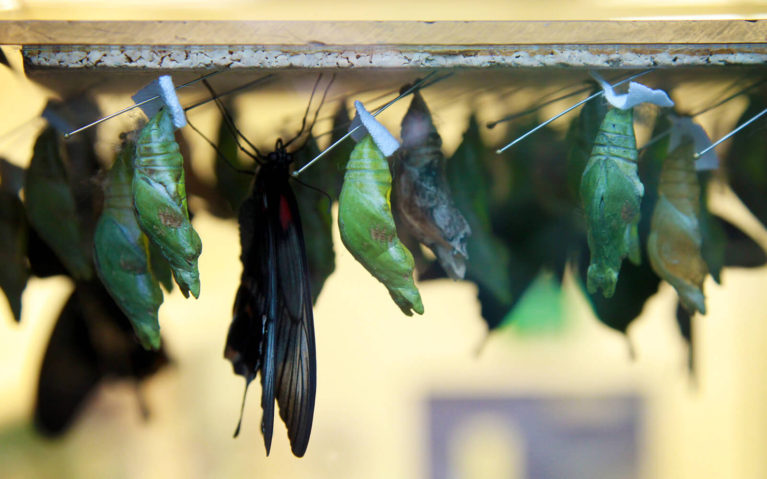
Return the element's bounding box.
[93,141,165,350]
[133,108,202,298]
[580,106,643,298]
[647,139,708,315]
[394,90,471,280]
[24,126,92,280]
[339,134,423,316]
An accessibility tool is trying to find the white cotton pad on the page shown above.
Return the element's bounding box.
[132,75,187,129]
[351,100,400,157]
[591,71,674,110]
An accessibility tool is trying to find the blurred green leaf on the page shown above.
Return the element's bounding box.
[24,126,92,280]
[294,136,336,304]
[447,116,514,307]
[0,188,28,321]
[726,91,767,228]
[213,102,253,215]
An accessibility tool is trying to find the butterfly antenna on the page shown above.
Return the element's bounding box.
[184,74,274,112]
[292,71,445,177]
[201,79,264,162]
[284,73,334,149]
[186,118,255,176]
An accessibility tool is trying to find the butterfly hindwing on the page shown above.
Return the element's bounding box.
[272,176,316,457]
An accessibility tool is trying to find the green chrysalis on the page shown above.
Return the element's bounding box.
[133,109,202,298]
[24,126,92,280]
[647,140,708,315]
[338,135,423,316]
[580,107,643,298]
[94,141,165,350]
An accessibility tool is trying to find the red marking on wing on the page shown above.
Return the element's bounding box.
[279,195,293,230]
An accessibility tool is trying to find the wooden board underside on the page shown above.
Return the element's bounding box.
[4,20,766,69]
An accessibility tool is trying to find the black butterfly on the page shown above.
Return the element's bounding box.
[199,77,332,457]
[225,139,317,457]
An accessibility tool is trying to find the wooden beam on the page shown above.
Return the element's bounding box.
[1,20,766,46]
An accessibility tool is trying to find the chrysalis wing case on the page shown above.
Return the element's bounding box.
[225,141,316,458]
[132,109,202,298]
[93,141,165,350]
[338,135,424,316]
[580,107,644,298]
[395,90,471,280]
[647,139,708,315]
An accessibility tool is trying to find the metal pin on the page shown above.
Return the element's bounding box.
[694,107,767,159]
[63,70,224,139]
[292,71,450,178]
[495,69,653,154]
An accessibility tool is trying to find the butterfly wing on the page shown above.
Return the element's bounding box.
[225,187,275,447]
[225,162,316,457]
[272,181,316,457]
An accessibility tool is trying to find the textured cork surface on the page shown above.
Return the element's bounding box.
[21,44,767,70]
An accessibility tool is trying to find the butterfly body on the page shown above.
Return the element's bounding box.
[225,140,316,458]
